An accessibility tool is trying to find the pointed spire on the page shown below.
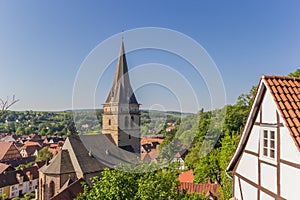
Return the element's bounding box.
[105,41,138,104]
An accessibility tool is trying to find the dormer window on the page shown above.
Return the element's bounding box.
[260,127,276,161]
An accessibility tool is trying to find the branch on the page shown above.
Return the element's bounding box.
[0,95,19,113]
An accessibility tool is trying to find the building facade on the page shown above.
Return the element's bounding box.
[227,75,300,200]
[0,166,38,199]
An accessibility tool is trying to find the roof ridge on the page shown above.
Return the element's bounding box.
[262,74,300,80]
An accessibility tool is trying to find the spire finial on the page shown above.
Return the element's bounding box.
[122,30,124,42]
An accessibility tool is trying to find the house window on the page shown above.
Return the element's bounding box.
[261,128,276,160]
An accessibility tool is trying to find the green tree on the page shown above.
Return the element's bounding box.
[194,149,220,184]
[23,192,35,200]
[184,86,256,198]
[136,169,179,200]
[15,126,25,135]
[179,192,210,200]
[77,168,139,200]
[36,147,53,162]
[76,164,183,200]
[288,69,300,77]
[219,133,240,199]
[0,194,8,200]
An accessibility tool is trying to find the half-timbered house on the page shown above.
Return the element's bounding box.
[227,75,300,200]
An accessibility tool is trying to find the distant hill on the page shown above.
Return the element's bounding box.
[0,109,194,136]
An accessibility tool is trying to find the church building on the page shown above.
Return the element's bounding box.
[102,41,141,153]
[38,41,140,200]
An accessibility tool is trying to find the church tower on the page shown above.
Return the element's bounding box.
[102,41,140,154]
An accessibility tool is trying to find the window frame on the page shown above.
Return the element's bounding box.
[260,126,277,163]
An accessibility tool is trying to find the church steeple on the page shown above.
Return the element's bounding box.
[102,41,140,154]
[105,41,138,104]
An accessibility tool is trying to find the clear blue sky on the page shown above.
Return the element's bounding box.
[0,1,299,112]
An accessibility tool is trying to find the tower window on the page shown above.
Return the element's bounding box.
[49,181,55,197]
[129,134,131,139]
[131,116,134,127]
[125,116,129,128]
[108,119,111,126]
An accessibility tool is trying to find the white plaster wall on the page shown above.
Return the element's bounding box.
[280,163,300,199]
[31,179,38,192]
[260,162,277,194]
[10,185,19,198]
[236,153,258,183]
[240,178,257,200]
[260,191,274,200]
[245,125,260,153]
[233,176,241,200]
[279,113,284,124]
[280,127,300,163]
[261,91,277,124]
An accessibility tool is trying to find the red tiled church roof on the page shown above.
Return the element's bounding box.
[263,75,300,151]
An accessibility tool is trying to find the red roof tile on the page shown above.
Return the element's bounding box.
[293,94,299,102]
[288,110,297,119]
[273,79,279,86]
[0,163,11,174]
[179,170,194,183]
[0,142,13,160]
[0,142,22,161]
[179,182,220,198]
[263,75,300,151]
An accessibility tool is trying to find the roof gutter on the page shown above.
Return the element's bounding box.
[225,170,232,180]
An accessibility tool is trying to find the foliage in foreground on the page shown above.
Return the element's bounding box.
[183,86,257,199]
[76,163,209,200]
[11,192,35,200]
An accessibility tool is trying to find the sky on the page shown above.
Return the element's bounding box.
[0,1,299,113]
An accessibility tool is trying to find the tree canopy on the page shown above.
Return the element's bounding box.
[183,86,256,199]
[36,147,53,162]
[76,163,210,200]
[288,69,300,77]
